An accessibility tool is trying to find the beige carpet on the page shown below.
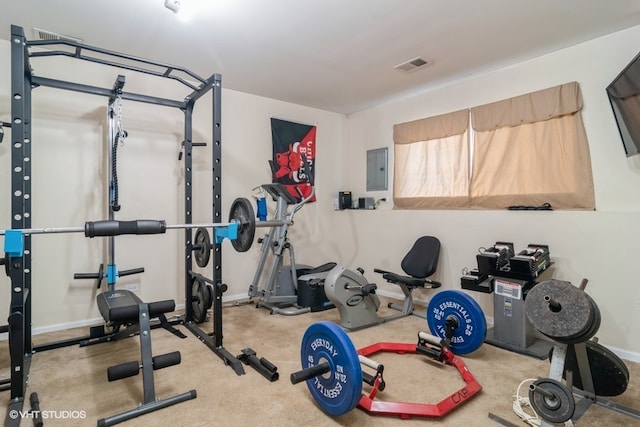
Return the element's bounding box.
[1,297,638,427]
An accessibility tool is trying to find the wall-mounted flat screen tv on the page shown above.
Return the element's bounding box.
[607,51,640,157]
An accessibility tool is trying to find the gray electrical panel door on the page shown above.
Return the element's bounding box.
[366,148,388,191]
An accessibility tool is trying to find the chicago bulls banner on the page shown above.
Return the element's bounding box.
[270,118,316,202]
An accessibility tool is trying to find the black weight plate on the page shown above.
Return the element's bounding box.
[551,341,629,397]
[229,197,255,253]
[191,276,209,323]
[96,263,105,289]
[193,227,211,268]
[529,378,575,423]
[525,280,593,341]
[560,294,600,345]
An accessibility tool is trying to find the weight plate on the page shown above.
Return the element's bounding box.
[229,197,256,253]
[560,294,600,345]
[551,341,629,397]
[96,263,105,289]
[528,378,575,423]
[525,280,594,342]
[193,227,211,268]
[300,321,362,416]
[427,290,487,355]
[191,276,211,323]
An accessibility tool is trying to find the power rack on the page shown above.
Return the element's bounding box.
[2,24,240,425]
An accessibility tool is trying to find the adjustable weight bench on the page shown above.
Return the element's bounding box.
[96,290,196,427]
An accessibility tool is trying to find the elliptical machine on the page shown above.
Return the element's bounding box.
[248,161,334,315]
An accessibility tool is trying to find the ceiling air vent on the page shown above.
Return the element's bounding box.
[394,57,429,73]
[32,28,82,44]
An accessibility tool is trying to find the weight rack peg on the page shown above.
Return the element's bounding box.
[237,348,279,382]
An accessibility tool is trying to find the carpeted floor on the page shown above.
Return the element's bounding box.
[1,297,638,427]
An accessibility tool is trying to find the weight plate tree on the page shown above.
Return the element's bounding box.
[426,290,487,355]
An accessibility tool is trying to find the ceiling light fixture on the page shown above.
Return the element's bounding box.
[164,0,181,14]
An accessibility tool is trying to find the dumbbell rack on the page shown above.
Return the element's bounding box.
[461,242,554,359]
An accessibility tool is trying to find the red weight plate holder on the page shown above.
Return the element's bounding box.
[356,340,482,419]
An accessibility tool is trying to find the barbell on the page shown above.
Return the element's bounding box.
[290,318,483,418]
[1,197,278,260]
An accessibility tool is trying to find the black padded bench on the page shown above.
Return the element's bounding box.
[96,290,196,427]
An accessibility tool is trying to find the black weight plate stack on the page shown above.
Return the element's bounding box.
[191,276,212,323]
[525,280,596,343]
[562,293,600,344]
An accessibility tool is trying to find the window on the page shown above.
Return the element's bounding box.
[393,109,470,209]
[393,82,595,210]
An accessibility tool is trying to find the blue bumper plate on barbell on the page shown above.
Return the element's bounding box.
[427,290,486,355]
[300,321,363,416]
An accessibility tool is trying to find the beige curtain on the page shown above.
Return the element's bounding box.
[393,109,470,209]
[470,82,595,210]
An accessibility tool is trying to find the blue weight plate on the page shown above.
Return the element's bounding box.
[300,321,362,416]
[427,290,487,355]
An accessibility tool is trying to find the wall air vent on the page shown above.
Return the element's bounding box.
[394,57,429,72]
[32,28,82,44]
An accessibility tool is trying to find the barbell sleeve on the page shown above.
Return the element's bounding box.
[358,354,381,371]
[418,331,443,346]
[290,362,331,384]
[529,383,557,401]
[84,220,167,237]
[74,272,100,280]
[118,267,145,277]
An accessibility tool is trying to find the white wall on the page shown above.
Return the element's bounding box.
[0,40,347,331]
[345,25,640,359]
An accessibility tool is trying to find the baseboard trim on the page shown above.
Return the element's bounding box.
[3,292,639,363]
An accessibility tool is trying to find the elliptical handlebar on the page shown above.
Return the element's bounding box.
[290,154,315,216]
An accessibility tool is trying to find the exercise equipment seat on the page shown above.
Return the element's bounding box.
[374,236,442,290]
[374,236,442,318]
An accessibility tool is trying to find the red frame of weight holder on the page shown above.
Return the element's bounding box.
[356,342,482,419]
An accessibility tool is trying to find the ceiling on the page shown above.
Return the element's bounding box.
[1,0,639,115]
